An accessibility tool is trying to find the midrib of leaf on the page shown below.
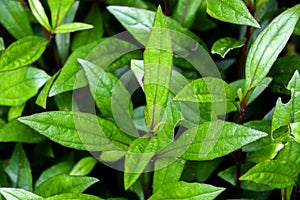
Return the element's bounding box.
[179,0,192,24]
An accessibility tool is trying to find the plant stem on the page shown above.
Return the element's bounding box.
[50,34,61,69]
[165,0,170,16]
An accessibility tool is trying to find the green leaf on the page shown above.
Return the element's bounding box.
[247,143,284,163]
[0,0,33,39]
[206,0,260,28]
[54,93,76,111]
[5,143,32,191]
[211,37,246,58]
[0,36,49,71]
[54,22,93,34]
[48,0,74,28]
[124,137,158,190]
[34,174,98,198]
[240,160,298,188]
[244,5,300,92]
[71,5,104,50]
[69,156,97,176]
[0,188,43,200]
[0,67,50,106]
[28,0,51,31]
[173,0,203,28]
[107,0,150,9]
[152,159,186,193]
[174,77,237,103]
[0,120,45,143]
[276,142,300,169]
[45,193,104,200]
[8,104,25,121]
[290,122,300,143]
[148,181,224,200]
[0,37,4,53]
[18,111,133,151]
[144,6,173,132]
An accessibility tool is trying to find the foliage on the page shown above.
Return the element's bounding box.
[0,0,300,199]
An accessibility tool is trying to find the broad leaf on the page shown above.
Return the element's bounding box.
[148,181,224,200]
[18,111,133,151]
[45,193,104,200]
[0,0,33,39]
[240,160,298,188]
[34,174,98,197]
[28,0,51,31]
[144,6,173,132]
[244,5,300,92]
[211,37,246,58]
[276,142,300,169]
[54,22,93,34]
[206,0,260,28]
[247,143,284,163]
[0,67,50,106]
[290,122,300,143]
[0,36,48,71]
[0,120,45,143]
[48,0,74,28]
[0,188,42,200]
[5,143,32,191]
[69,156,97,176]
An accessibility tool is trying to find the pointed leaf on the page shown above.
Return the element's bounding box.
[206,0,260,28]
[240,160,298,188]
[5,143,32,191]
[245,5,300,92]
[0,36,49,71]
[276,141,300,169]
[8,104,25,121]
[0,188,42,200]
[34,174,98,198]
[28,0,51,31]
[54,22,93,34]
[69,156,97,176]
[48,0,74,28]
[148,181,224,200]
[0,67,50,106]
[247,143,284,163]
[0,0,33,39]
[45,193,104,200]
[211,37,246,58]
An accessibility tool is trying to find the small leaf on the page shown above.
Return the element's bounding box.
[206,0,260,28]
[244,5,300,92]
[8,104,25,121]
[0,0,33,39]
[34,174,98,198]
[54,22,93,34]
[0,67,50,106]
[69,156,97,176]
[290,122,300,143]
[276,142,300,169]
[0,36,49,71]
[5,143,32,191]
[0,188,43,200]
[28,0,51,31]
[240,160,298,188]
[48,0,74,28]
[148,181,224,200]
[45,193,104,200]
[247,143,284,163]
[0,120,45,143]
[211,37,246,58]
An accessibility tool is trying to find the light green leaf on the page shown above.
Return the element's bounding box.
[0,67,50,106]
[206,0,260,28]
[271,98,291,133]
[144,6,173,133]
[48,0,74,28]
[35,162,74,189]
[0,0,33,39]
[0,36,49,71]
[276,142,300,169]
[5,143,32,191]
[0,188,43,200]
[290,122,300,143]
[152,159,186,193]
[8,104,25,121]
[148,181,224,200]
[34,174,98,198]
[45,193,104,200]
[54,22,93,34]
[211,37,246,58]
[247,143,284,163]
[18,111,133,151]
[244,5,300,92]
[240,160,298,188]
[173,0,203,28]
[174,77,237,103]
[28,0,51,31]
[69,156,97,176]
[0,37,4,52]
[124,137,158,190]
[107,0,150,9]
[0,120,45,143]
[130,59,144,90]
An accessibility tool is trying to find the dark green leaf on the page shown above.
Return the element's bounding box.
[211,37,246,58]
[45,193,104,200]
[69,156,97,176]
[54,22,93,34]
[107,0,149,9]
[5,143,32,191]
[206,0,260,28]
[0,36,48,71]
[0,188,42,200]
[34,174,98,198]
[48,0,74,28]
[28,0,51,31]
[0,0,33,39]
